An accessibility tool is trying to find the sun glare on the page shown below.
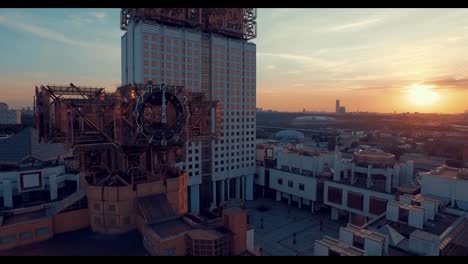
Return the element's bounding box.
[407,84,440,106]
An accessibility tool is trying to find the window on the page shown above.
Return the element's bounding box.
[288,181,293,188]
[20,232,32,240]
[36,227,49,236]
[328,187,343,205]
[369,197,387,215]
[299,183,305,191]
[347,192,364,211]
[165,247,176,256]
[277,178,283,185]
[94,215,102,225]
[108,204,116,212]
[0,235,16,244]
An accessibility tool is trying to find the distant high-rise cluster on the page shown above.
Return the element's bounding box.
[335,99,346,114]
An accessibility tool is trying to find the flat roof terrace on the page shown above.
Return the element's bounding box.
[150,218,193,239]
[424,165,468,180]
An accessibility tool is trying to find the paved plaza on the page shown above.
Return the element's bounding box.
[246,198,346,256]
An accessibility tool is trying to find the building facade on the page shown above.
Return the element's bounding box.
[420,165,468,211]
[255,142,415,226]
[0,102,21,125]
[121,10,257,212]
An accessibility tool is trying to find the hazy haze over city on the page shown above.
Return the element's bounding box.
[1,8,468,113]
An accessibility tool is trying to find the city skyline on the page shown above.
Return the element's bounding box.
[1,8,468,113]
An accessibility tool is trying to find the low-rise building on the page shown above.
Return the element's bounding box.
[324,149,414,226]
[255,141,335,211]
[420,165,468,211]
[0,103,21,125]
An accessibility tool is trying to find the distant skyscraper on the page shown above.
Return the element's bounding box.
[335,100,340,113]
[121,9,257,212]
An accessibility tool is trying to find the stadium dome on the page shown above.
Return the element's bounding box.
[274,130,305,140]
[294,116,335,122]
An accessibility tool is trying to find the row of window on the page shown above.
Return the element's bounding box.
[218,132,256,138]
[214,163,255,172]
[0,227,49,244]
[225,111,256,116]
[220,125,256,131]
[215,156,255,165]
[142,41,200,51]
[188,149,200,154]
[215,144,255,151]
[215,144,254,153]
[215,132,255,143]
[277,178,306,191]
[188,171,200,177]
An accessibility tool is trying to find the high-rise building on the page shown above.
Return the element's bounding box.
[335,100,340,113]
[120,8,257,212]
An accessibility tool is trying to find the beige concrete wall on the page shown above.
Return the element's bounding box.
[53,209,90,234]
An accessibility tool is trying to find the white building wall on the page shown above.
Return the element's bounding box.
[421,200,436,221]
[421,174,468,210]
[409,208,425,229]
[255,166,265,186]
[409,232,440,256]
[314,241,330,256]
[210,35,256,202]
[269,169,317,201]
[421,174,452,198]
[386,202,400,222]
[324,181,395,218]
[0,165,77,208]
[0,109,21,125]
[338,228,353,245]
[246,228,255,253]
[365,238,383,256]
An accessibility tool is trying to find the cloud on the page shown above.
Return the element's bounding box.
[325,18,381,32]
[88,11,107,20]
[266,64,276,70]
[426,78,468,90]
[447,37,461,42]
[0,13,120,59]
[258,52,342,71]
[0,15,78,46]
[259,89,281,95]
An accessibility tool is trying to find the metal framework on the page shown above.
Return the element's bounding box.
[35,82,218,187]
[120,8,257,40]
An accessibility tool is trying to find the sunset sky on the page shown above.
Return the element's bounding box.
[1,8,468,113]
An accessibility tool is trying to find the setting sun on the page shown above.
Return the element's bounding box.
[407,84,440,106]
